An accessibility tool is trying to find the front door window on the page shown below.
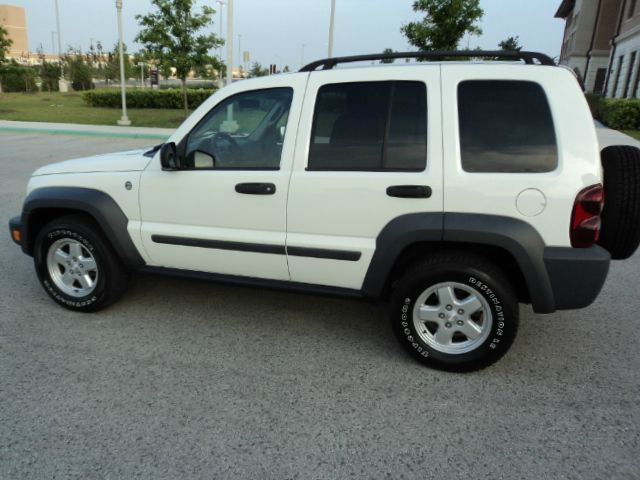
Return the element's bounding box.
[186,88,294,170]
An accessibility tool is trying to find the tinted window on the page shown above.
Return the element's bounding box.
[458,80,557,173]
[186,88,293,170]
[309,81,427,171]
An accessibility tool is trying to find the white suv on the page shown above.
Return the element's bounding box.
[9,51,640,371]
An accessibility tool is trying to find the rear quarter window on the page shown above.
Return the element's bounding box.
[457,80,558,173]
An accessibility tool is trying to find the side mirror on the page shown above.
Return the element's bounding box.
[160,142,179,170]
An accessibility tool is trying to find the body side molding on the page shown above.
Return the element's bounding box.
[152,234,362,261]
[21,187,145,270]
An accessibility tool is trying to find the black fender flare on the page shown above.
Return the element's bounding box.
[21,187,145,270]
[361,213,556,313]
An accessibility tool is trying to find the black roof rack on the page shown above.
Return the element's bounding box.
[299,50,556,72]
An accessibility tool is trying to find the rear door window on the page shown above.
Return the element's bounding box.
[308,81,427,171]
[457,80,558,173]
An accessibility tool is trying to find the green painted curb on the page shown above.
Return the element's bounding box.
[0,126,170,140]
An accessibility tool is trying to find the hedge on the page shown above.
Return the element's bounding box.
[0,65,38,93]
[82,88,216,109]
[586,93,640,131]
[599,98,640,130]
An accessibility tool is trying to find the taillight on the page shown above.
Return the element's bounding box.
[570,184,604,248]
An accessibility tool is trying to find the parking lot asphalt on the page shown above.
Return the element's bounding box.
[1,131,639,479]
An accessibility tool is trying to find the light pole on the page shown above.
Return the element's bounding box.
[216,1,224,60]
[226,0,233,85]
[237,34,242,76]
[116,0,131,126]
[138,62,145,88]
[54,0,64,78]
[328,0,336,57]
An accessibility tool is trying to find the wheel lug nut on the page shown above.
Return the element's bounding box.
[439,313,445,319]
[446,305,453,311]
[445,322,452,328]
[458,309,464,314]
[457,320,464,326]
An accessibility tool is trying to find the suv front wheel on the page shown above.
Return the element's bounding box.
[390,252,519,372]
[33,215,130,312]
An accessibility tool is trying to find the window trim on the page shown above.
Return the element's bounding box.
[178,86,294,172]
[305,80,428,173]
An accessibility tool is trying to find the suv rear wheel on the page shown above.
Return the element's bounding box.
[390,252,519,372]
[33,214,130,312]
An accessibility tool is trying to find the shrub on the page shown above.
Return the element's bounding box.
[584,93,603,120]
[0,64,38,92]
[82,88,216,109]
[67,58,94,91]
[40,61,61,92]
[599,97,640,130]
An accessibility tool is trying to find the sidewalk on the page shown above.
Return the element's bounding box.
[0,120,174,140]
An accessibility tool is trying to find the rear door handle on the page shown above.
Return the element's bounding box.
[235,182,276,195]
[386,185,432,198]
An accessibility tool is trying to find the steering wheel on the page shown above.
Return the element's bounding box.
[209,132,241,159]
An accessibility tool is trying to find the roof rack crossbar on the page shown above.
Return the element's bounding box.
[299,50,556,72]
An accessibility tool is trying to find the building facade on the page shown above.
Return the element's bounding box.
[0,4,28,57]
[556,0,622,94]
[607,0,640,97]
[557,0,640,98]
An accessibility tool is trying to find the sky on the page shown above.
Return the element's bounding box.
[6,0,566,69]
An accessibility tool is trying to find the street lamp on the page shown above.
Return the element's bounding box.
[226,0,233,85]
[54,0,63,77]
[215,1,225,59]
[138,62,146,88]
[328,0,336,57]
[237,34,242,76]
[116,0,131,126]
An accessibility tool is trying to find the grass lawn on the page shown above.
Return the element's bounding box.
[622,130,640,141]
[0,91,189,128]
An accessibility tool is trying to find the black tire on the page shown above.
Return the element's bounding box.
[33,214,130,312]
[598,145,640,260]
[390,251,519,372]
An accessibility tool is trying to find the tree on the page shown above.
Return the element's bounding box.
[0,25,13,92]
[136,0,224,115]
[104,43,134,85]
[248,62,269,78]
[401,0,483,51]
[380,48,396,64]
[499,36,522,52]
[40,61,61,92]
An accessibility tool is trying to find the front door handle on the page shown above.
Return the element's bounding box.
[386,185,432,198]
[235,182,276,195]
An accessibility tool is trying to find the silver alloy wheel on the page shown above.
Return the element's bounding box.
[412,281,492,355]
[46,238,99,297]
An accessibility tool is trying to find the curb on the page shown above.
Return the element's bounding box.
[0,123,172,140]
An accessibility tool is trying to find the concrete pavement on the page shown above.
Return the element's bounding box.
[1,130,639,480]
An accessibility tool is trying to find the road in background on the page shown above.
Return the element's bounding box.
[1,131,638,479]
